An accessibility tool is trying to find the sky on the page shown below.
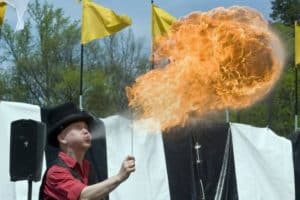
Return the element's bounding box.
[3,0,273,51]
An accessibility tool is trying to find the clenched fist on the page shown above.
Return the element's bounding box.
[117,155,135,182]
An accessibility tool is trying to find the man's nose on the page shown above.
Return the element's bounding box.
[83,128,92,137]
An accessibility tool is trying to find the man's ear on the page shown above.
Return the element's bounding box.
[57,132,67,144]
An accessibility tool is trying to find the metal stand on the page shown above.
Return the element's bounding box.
[27,179,32,200]
[194,142,206,200]
[192,129,206,200]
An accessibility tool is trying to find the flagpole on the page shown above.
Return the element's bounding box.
[151,0,154,70]
[79,44,84,110]
[295,20,299,132]
[296,64,299,132]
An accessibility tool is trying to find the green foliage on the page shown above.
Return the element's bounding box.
[271,67,295,135]
[270,0,300,25]
[271,22,294,64]
[0,0,149,117]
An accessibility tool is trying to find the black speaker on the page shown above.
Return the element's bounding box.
[10,119,46,182]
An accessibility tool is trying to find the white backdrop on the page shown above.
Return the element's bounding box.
[0,101,296,200]
[103,115,171,200]
[231,123,295,200]
[0,101,44,200]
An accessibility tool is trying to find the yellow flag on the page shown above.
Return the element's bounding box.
[0,2,7,26]
[296,21,300,66]
[151,4,176,39]
[81,0,132,44]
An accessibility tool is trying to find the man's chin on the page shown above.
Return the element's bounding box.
[84,142,91,149]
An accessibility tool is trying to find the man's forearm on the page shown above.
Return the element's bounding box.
[79,175,123,200]
[80,156,135,199]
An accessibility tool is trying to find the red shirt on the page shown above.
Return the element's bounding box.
[43,151,90,200]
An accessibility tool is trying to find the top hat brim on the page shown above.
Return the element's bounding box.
[47,112,94,147]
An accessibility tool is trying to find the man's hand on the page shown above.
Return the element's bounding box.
[117,155,135,182]
[80,156,135,200]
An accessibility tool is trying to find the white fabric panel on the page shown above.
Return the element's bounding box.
[102,115,170,200]
[0,101,44,200]
[231,123,295,200]
[1,0,30,30]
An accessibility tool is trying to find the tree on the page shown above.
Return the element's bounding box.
[97,31,150,111]
[270,0,300,25]
[0,0,149,117]
[0,0,82,106]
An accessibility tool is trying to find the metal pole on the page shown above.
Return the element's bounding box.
[131,117,134,156]
[151,0,155,69]
[129,109,134,156]
[27,180,32,200]
[225,109,230,123]
[80,44,84,110]
[192,133,206,200]
[295,65,298,132]
[295,20,299,132]
[194,142,206,200]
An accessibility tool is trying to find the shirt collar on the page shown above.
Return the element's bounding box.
[58,151,78,168]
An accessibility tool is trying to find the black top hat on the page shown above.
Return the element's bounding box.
[42,102,94,147]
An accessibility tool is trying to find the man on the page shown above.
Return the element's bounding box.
[39,102,135,200]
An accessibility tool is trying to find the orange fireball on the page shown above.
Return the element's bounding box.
[126,6,285,131]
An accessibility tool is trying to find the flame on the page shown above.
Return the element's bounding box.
[126,6,284,131]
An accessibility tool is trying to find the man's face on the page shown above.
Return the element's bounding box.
[59,121,92,151]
